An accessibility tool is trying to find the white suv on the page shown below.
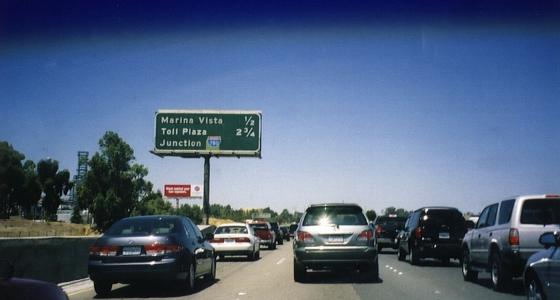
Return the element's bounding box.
[461,194,560,291]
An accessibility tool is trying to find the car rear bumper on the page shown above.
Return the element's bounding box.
[417,242,461,259]
[88,258,185,283]
[213,243,254,254]
[294,246,377,267]
[377,237,398,248]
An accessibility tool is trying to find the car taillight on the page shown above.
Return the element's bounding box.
[144,243,183,256]
[375,226,384,237]
[546,194,560,198]
[210,238,224,243]
[89,245,119,256]
[297,231,313,242]
[509,228,519,246]
[358,229,374,241]
[235,237,251,243]
[415,227,422,239]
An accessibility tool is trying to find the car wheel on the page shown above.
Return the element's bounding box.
[397,247,406,261]
[527,275,545,300]
[218,254,224,260]
[461,249,478,282]
[491,252,511,291]
[186,263,196,292]
[410,247,420,265]
[377,245,383,253]
[278,239,284,245]
[255,250,260,260]
[361,258,380,282]
[93,280,111,298]
[293,259,306,282]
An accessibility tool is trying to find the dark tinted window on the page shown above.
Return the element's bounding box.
[521,199,560,224]
[409,211,421,229]
[303,206,367,226]
[270,222,279,230]
[422,209,465,230]
[105,217,179,236]
[289,224,298,233]
[498,199,515,225]
[486,204,499,227]
[374,216,406,229]
[215,226,248,234]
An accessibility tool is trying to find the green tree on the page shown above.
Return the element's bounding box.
[382,206,409,218]
[177,204,203,224]
[133,190,173,216]
[278,209,292,224]
[365,209,377,222]
[78,131,151,231]
[16,160,42,219]
[0,141,25,219]
[71,205,83,224]
[37,159,72,221]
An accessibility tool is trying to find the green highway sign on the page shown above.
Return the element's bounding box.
[153,110,262,158]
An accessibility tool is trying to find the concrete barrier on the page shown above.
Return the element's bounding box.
[0,225,216,284]
[0,236,98,284]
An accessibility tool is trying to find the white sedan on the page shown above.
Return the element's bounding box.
[210,223,260,261]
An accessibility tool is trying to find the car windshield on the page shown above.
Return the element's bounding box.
[215,226,248,234]
[303,206,367,226]
[105,218,179,236]
[521,199,560,225]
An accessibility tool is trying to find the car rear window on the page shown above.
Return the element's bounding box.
[248,223,268,230]
[374,217,406,228]
[215,226,248,234]
[105,218,179,236]
[303,206,367,226]
[422,209,465,230]
[520,199,560,224]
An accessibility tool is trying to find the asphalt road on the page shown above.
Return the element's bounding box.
[70,243,526,300]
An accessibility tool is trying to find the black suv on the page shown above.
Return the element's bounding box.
[397,207,467,265]
[373,215,406,252]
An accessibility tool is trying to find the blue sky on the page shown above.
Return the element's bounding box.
[1,1,559,214]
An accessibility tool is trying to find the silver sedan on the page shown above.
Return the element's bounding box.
[210,223,260,261]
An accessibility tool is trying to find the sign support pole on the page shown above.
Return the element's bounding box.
[203,155,211,225]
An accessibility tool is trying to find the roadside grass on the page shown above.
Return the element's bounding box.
[0,216,235,237]
[0,217,97,237]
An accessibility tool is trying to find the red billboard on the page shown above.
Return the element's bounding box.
[164,184,203,198]
[164,184,191,198]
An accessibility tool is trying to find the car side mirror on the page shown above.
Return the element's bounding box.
[205,233,214,241]
[539,232,559,248]
[465,220,475,230]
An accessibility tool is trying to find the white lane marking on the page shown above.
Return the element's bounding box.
[398,272,403,275]
[393,269,398,273]
[276,258,286,265]
[67,289,91,296]
[238,292,247,296]
[434,290,441,294]
[385,265,390,268]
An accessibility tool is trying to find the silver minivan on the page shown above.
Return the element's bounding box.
[461,194,560,291]
[292,203,378,282]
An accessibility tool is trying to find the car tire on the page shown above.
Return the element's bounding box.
[93,280,112,298]
[377,245,383,253]
[293,259,306,282]
[526,274,546,300]
[410,247,420,265]
[278,239,284,245]
[461,249,478,282]
[268,243,274,250]
[491,252,511,291]
[185,263,196,292]
[397,247,406,261]
[362,258,380,282]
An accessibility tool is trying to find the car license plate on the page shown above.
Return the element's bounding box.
[225,238,235,243]
[438,232,450,239]
[122,246,141,256]
[328,236,343,243]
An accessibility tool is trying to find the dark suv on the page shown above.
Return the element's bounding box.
[397,207,467,265]
[269,221,284,245]
[373,215,406,252]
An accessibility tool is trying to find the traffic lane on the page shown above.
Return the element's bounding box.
[187,242,362,300]
[354,250,525,300]
[67,244,280,300]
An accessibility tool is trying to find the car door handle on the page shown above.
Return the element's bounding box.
[477,234,481,238]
